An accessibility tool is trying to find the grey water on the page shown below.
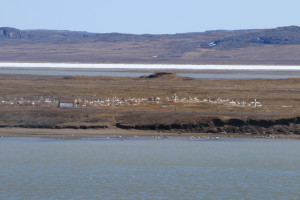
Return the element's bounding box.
[0,68,152,78]
[1,68,300,79]
[0,137,299,200]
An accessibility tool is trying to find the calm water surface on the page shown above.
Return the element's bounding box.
[1,68,300,79]
[0,137,300,200]
[0,69,152,78]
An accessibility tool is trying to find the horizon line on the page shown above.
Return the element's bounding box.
[1,25,299,35]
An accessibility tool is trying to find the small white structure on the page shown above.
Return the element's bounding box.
[251,99,262,108]
[58,99,75,108]
[229,100,237,105]
[173,93,179,102]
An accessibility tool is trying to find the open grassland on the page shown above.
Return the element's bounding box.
[1,42,300,65]
[0,74,300,135]
[1,74,299,113]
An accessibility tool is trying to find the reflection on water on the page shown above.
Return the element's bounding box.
[0,137,300,200]
[1,68,300,79]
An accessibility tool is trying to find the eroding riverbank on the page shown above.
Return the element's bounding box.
[1,115,300,139]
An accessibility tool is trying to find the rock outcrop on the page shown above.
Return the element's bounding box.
[0,27,26,39]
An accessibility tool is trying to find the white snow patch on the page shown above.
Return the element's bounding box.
[0,63,300,70]
[209,42,216,47]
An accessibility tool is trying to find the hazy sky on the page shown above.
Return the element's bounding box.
[1,0,299,34]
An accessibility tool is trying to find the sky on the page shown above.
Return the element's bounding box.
[1,0,299,34]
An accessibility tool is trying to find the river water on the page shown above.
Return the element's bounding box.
[1,68,300,79]
[0,137,299,200]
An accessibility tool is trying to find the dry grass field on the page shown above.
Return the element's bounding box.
[1,42,300,65]
[1,73,300,135]
[1,73,299,114]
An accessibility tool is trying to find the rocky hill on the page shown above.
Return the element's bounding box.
[140,72,183,80]
[0,26,300,65]
[200,26,300,49]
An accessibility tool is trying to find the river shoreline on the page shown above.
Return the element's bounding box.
[1,127,299,140]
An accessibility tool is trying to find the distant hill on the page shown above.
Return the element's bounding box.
[0,26,300,65]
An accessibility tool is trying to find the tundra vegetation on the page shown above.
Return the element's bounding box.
[0,73,299,136]
[1,26,300,65]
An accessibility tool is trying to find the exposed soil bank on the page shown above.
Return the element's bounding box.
[115,116,300,135]
[1,117,300,139]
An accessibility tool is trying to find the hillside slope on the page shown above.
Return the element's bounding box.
[0,26,300,65]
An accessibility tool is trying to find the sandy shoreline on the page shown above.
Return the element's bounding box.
[1,127,299,140]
